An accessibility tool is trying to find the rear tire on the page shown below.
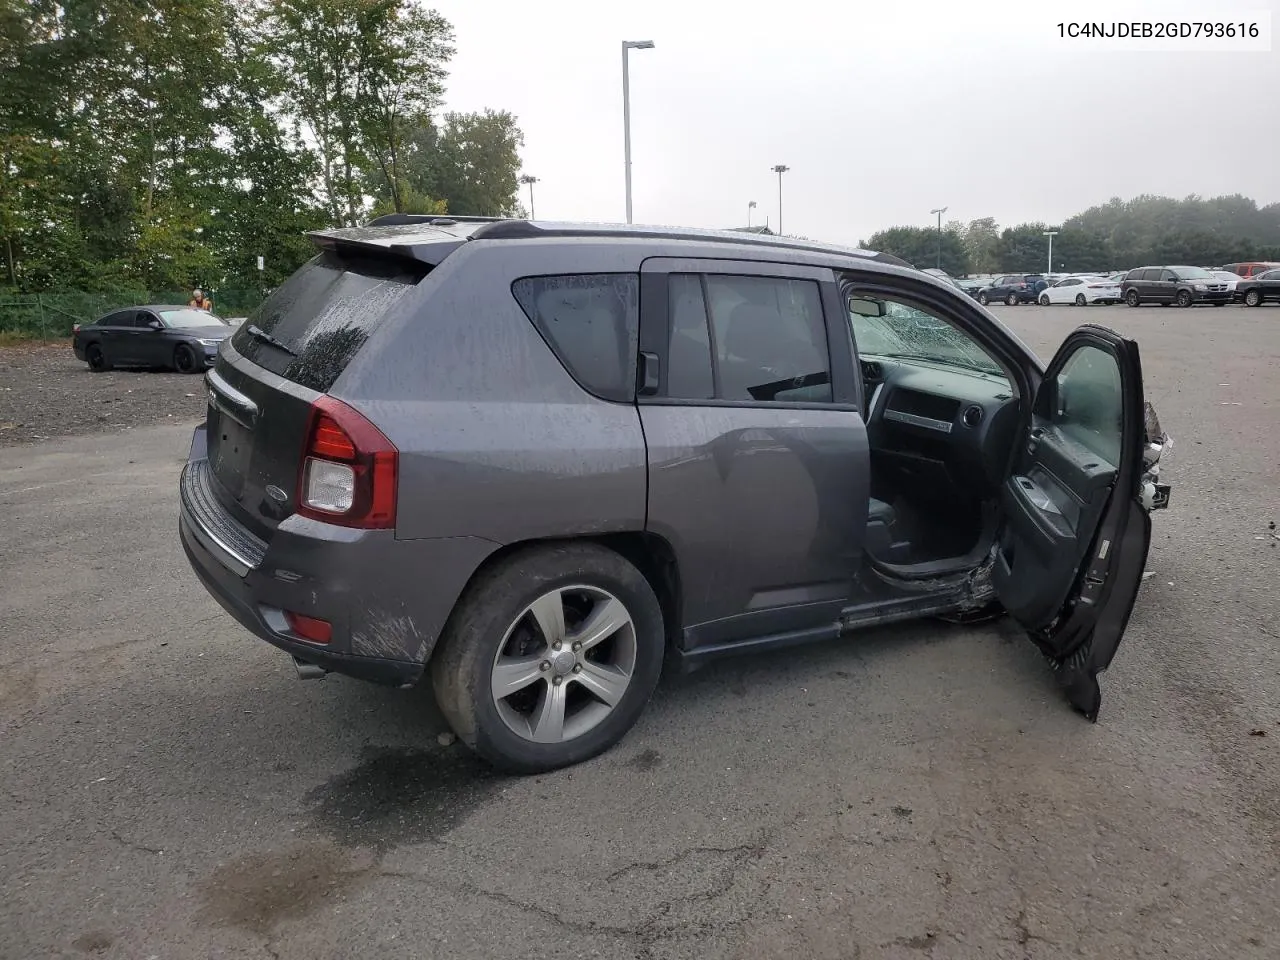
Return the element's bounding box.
[431,542,665,774]
[1176,289,1193,308]
[174,343,200,374]
[86,343,111,372]
[1005,292,1019,306]
[1075,293,1087,306]
[1244,289,1262,307]
[1126,290,1141,307]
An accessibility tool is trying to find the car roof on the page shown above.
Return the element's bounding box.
[309,216,913,271]
[97,304,192,316]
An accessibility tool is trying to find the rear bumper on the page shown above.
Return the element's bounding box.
[180,516,425,686]
[178,427,501,684]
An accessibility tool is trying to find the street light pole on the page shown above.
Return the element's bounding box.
[1043,230,1059,275]
[771,165,789,236]
[519,174,538,220]
[930,207,948,270]
[622,40,655,224]
[747,200,756,228]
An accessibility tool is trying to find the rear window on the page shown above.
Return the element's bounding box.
[512,274,639,402]
[231,251,425,392]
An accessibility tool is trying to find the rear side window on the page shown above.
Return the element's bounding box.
[231,251,426,393]
[512,274,639,403]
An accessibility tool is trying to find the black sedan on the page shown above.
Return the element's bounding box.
[1238,268,1280,307]
[72,305,233,373]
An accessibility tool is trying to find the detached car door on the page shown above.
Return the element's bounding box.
[993,324,1165,721]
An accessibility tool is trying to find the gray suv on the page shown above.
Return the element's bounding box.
[179,216,1171,773]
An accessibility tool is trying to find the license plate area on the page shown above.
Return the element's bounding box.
[207,404,253,500]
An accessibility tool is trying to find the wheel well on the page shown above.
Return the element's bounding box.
[449,532,684,650]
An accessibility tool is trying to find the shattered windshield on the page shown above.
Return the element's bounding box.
[848,301,1006,377]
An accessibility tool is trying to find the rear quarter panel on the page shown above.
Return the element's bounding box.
[334,239,650,544]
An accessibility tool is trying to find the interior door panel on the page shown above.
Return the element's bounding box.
[992,324,1152,720]
[994,425,1115,629]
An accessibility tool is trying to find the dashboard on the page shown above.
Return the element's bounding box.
[861,355,1022,498]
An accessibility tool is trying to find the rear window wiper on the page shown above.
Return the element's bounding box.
[244,324,297,357]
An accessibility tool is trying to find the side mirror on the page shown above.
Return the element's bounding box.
[148,319,163,330]
[847,296,886,318]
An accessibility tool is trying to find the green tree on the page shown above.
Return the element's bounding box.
[257,0,454,226]
[865,226,969,276]
[961,217,1001,273]
[416,109,526,217]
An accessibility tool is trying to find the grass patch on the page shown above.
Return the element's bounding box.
[0,330,68,347]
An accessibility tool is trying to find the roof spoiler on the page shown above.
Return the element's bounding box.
[306,229,467,267]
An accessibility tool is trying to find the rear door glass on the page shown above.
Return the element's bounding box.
[230,251,426,392]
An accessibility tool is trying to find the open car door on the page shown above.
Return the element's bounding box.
[993,324,1168,721]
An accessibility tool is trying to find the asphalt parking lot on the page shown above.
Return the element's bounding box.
[2,303,1279,960]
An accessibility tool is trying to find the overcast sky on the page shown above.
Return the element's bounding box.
[431,0,1278,245]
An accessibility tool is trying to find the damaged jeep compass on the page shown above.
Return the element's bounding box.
[179,216,1171,773]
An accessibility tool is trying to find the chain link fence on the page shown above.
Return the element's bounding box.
[0,288,267,339]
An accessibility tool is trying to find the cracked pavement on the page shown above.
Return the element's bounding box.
[2,305,1279,959]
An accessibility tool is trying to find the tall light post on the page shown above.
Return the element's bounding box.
[621,40,655,224]
[747,200,756,228]
[519,174,538,220]
[930,206,948,270]
[772,165,790,236]
[1043,229,1059,275]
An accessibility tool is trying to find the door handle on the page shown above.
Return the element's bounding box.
[1027,427,1044,454]
[637,351,660,396]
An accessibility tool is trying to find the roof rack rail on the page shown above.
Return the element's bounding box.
[467,220,912,268]
[365,213,508,227]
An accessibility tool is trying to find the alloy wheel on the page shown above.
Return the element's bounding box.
[490,585,637,744]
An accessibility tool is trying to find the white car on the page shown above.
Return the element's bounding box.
[1209,271,1242,300]
[1038,275,1122,306]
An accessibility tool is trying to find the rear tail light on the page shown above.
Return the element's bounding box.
[285,611,332,644]
[72,324,81,334]
[296,396,397,528]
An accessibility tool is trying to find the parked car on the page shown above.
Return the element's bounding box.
[1238,267,1280,306]
[72,305,233,373]
[178,216,1171,773]
[1223,261,1280,280]
[1207,270,1244,301]
[1120,266,1233,307]
[1038,275,1123,306]
[977,275,1044,305]
[953,278,987,300]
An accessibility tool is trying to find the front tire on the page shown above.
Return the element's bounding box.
[1039,294,1051,306]
[977,292,989,306]
[1126,290,1141,307]
[174,343,200,373]
[1244,289,1263,307]
[431,543,665,774]
[1176,289,1193,308]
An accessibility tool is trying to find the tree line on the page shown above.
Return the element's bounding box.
[0,0,525,297]
[864,194,1280,276]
